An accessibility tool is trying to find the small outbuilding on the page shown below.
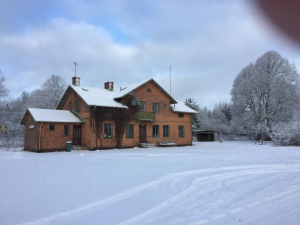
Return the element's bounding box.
[20,108,84,152]
[195,130,219,142]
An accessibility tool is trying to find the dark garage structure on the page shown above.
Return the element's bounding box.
[195,130,219,142]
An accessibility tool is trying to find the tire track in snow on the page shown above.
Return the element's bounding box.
[118,164,300,225]
[19,164,300,225]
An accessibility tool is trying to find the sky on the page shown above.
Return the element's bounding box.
[1,0,300,109]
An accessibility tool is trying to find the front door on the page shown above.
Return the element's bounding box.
[139,125,146,143]
[73,125,82,145]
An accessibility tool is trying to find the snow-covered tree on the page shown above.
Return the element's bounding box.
[197,106,212,130]
[231,50,299,139]
[0,70,9,98]
[184,98,200,133]
[272,122,300,146]
[41,75,67,109]
[0,75,68,146]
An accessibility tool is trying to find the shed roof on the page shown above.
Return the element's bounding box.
[20,108,84,124]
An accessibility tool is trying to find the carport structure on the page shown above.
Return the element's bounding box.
[195,130,219,142]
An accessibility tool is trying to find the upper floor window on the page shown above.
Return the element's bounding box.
[104,124,113,138]
[139,102,145,112]
[76,100,80,112]
[69,102,72,111]
[178,113,184,118]
[153,103,159,114]
[105,108,113,113]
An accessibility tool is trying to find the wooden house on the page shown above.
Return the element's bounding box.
[21,77,197,152]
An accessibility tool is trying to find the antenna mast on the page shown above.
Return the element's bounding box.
[170,66,171,95]
[72,61,79,77]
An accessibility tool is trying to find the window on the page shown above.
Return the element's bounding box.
[49,124,55,131]
[126,124,134,138]
[178,113,184,118]
[139,102,145,111]
[105,108,113,113]
[153,125,159,137]
[76,100,80,112]
[146,88,152,92]
[179,126,185,138]
[164,105,167,110]
[29,125,34,129]
[69,102,72,111]
[163,125,169,137]
[153,103,159,114]
[104,124,113,138]
[64,125,70,136]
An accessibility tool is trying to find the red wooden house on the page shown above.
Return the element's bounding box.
[21,77,197,152]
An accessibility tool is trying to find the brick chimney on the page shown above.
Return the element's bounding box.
[104,82,114,91]
[72,77,80,86]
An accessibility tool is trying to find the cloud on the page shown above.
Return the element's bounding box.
[0,18,138,94]
[1,0,300,109]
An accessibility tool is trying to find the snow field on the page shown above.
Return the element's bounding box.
[0,142,300,225]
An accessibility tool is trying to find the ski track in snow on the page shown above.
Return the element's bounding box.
[1,142,300,225]
[20,164,300,225]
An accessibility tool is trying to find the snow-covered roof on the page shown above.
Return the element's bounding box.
[171,102,198,114]
[57,78,177,110]
[20,108,83,124]
[114,78,178,104]
[114,79,150,98]
[71,85,127,108]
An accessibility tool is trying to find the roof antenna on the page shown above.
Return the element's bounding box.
[72,61,79,77]
[170,66,175,108]
[170,66,171,95]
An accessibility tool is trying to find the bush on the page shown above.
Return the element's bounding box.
[0,132,23,148]
[271,122,300,146]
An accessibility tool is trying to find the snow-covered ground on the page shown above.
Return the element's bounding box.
[1,142,300,225]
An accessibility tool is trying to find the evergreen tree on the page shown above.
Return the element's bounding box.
[184,98,200,134]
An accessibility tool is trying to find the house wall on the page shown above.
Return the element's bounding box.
[61,90,89,147]
[58,80,193,150]
[120,81,193,147]
[39,122,76,152]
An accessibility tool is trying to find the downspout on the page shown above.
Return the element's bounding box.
[91,106,97,150]
[190,114,193,145]
[39,122,42,152]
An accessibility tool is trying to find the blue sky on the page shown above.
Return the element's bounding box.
[1,0,300,109]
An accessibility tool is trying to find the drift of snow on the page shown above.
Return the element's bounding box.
[1,142,300,225]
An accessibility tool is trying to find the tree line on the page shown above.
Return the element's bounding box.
[1,50,299,147]
[185,50,300,146]
[0,73,67,147]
